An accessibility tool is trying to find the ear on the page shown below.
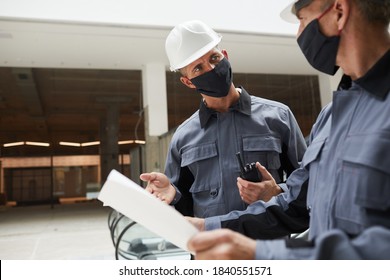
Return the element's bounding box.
[221,49,229,60]
[180,76,196,89]
[334,0,350,32]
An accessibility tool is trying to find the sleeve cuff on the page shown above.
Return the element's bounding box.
[255,239,286,259]
[204,216,222,231]
[279,183,288,193]
[169,184,182,205]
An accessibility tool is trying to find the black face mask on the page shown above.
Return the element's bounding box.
[297,19,340,75]
[190,57,233,98]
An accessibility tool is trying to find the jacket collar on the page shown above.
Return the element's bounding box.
[351,49,390,99]
[199,86,251,128]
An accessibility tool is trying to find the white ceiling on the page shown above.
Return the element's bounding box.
[0,18,317,75]
[0,0,318,75]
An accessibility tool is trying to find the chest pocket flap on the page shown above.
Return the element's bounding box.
[301,138,326,168]
[242,135,282,153]
[181,142,218,167]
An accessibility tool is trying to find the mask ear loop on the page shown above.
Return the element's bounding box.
[317,3,334,20]
[318,3,343,35]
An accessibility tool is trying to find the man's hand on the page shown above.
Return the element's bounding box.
[237,162,282,204]
[139,172,176,204]
[185,216,205,231]
[188,229,257,260]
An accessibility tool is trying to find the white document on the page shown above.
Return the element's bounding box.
[98,169,199,252]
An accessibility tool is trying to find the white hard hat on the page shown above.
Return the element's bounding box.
[280,0,313,23]
[165,20,222,71]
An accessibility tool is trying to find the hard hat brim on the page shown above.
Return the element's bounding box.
[280,2,299,24]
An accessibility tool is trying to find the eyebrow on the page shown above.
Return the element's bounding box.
[189,51,222,74]
[192,53,214,70]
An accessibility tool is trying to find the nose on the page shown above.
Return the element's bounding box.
[203,62,215,72]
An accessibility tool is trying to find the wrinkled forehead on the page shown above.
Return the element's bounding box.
[292,0,313,15]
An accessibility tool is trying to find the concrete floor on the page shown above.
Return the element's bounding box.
[0,200,115,260]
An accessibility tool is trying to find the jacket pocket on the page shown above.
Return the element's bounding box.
[180,142,224,217]
[335,133,390,233]
[189,183,224,217]
[180,142,219,190]
[242,134,282,170]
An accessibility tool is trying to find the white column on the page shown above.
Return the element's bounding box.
[318,70,344,108]
[141,63,168,173]
[142,63,168,136]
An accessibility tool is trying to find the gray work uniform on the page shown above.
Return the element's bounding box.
[205,50,390,259]
[165,87,306,218]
